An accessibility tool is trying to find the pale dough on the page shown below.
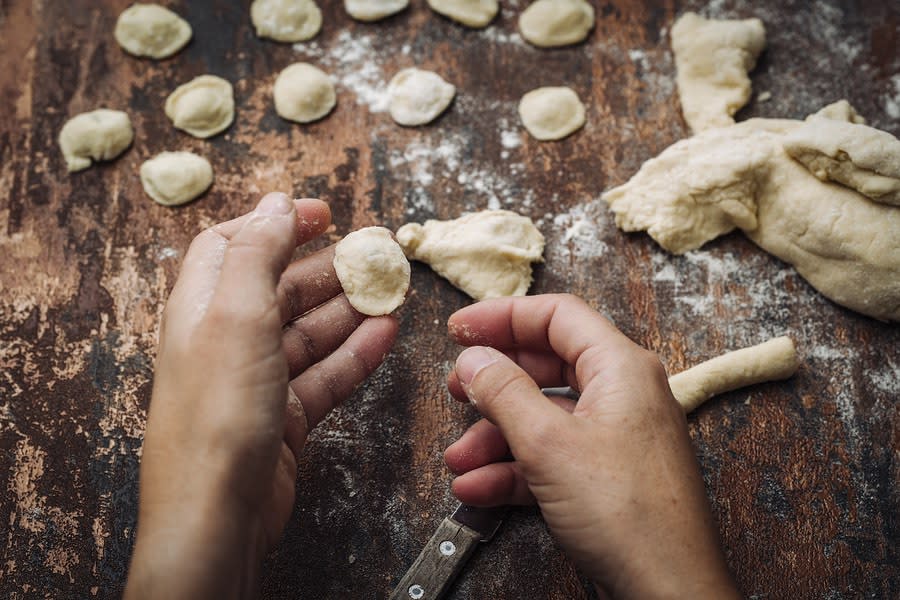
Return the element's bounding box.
[426,0,498,28]
[783,119,900,206]
[396,210,545,300]
[809,100,866,125]
[114,3,192,59]
[251,0,322,42]
[518,0,595,48]
[58,109,134,173]
[273,63,336,124]
[668,336,799,413]
[164,75,235,139]
[518,86,586,141]
[140,152,213,207]
[671,12,766,134]
[345,0,409,21]
[602,113,900,322]
[387,68,456,127]
[333,227,411,316]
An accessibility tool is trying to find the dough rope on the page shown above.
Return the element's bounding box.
[668,336,800,413]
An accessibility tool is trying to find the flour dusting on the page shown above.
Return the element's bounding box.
[295,31,390,112]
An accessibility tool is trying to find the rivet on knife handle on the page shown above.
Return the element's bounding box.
[389,517,482,600]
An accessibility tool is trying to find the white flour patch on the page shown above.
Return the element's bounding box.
[884,74,900,120]
[868,359,900,394]
[627,47,675,100]
[501,129,522,150]
[294,31,390,112]
[155,247,178,261]
[387,130,533,214]
[479,27,526,47]
[542,201,609,260]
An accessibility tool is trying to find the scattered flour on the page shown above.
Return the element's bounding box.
[542,201,609,260]
[884,74,900,120]
[294,30,390,112]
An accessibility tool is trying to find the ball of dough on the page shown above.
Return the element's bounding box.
[426,0,498,29]
[58,109,134,173]
[333,227,411,316]
[387,68,456,127]
[519,0,595,48]
[114,3,192,59]
[273,63,337,124]
[345,0,409,21]
[164,75,235,139]
[518,86,586,141]
[251,0,322,42]
[140,152,213,207]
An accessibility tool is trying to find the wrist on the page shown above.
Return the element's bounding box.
[125,491,267,600]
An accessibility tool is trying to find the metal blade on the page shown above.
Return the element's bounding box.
[449,503,507,542]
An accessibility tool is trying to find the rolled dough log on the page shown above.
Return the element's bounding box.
[668,336,799,413]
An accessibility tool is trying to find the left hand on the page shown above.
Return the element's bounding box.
[125,193,398,599]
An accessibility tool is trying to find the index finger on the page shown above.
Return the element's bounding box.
[447,294,647,391]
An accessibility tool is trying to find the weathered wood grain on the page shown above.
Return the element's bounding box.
[1,1,898,598]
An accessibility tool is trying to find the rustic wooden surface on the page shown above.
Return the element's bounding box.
[1,1,899,598]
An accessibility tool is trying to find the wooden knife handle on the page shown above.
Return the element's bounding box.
[389,517,483,600]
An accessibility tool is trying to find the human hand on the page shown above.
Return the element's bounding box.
[443,294,739,600]
[125,193,398,600]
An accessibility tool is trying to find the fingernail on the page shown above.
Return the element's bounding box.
[456,346,500,385]
[255,192,292,216]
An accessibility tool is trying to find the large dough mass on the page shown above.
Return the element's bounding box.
[672,12,766,133]
[602,110,900,321]
[333,227,410,316]
[396,210,545,300]
[783,118,900,206]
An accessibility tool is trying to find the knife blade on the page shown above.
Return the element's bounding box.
[388,503,507,600]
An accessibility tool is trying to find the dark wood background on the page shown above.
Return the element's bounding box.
[1,1,898,598]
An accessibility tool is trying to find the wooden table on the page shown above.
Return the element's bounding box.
[2,1,898,598]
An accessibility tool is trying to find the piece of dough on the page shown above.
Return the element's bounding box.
[396,210,545,300]
[426,0,498,29]
[140,152,213,206]
[668,336,799,413]
[251,0,322,42]
[783,119,900,206]
[387,68,456,127]
[518,0,595,48]
[345,0,409,21]
[518,86,586,141]
[164,75,235,139]
[58,109,134,173]
[808,100,866,124]
[273,63,336,124]
[333,227,410,316]
[671,12,766,134]
[602,115,900,322]
[114,3,192,59]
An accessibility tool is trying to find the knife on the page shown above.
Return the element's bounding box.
[388,503,507,600]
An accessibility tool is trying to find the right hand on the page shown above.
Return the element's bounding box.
[443,294,740,599]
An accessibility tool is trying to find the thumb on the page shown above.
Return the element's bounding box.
[210,192,299,322]
[455,346,570,460]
